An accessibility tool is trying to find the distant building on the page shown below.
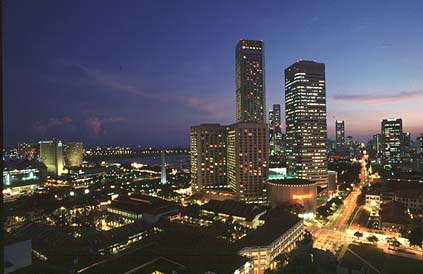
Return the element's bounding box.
[3,160,47,195]
[381,118,403,169]
[18,142,39,160]
[269,104,283,157]
[227,122,268,203]
[190,124,227,192]
[63,142,83,167]
[285,60,328,186]
[236,39,265,123]
[335,120,346,155]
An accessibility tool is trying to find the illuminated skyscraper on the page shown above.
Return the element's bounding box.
[381,118,403,169]
[39,139,64,176]
[227,122,268,203]
[285,60,328,186]
[63,142,83,167]
[236,39,265,123]
[190,124,227,192]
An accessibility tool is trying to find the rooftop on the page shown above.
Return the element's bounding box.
[109,194,179,215]
[201,199,266,221]
[267,178,316,186]
[238,207,301,247]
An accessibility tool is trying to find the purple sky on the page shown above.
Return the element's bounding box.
[3,0,423,148]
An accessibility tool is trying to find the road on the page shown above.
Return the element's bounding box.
[308,188,423,261]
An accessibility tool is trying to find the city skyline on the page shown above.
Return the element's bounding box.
[4,0,423,148]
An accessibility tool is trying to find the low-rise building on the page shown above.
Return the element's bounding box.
[200,199,267,229]
[393,189,422,213]
[238,209,304,274]
[107,194,179,225]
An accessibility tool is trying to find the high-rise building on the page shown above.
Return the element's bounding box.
[18,142,39,160]
[269,104,282,157]
[285,60,328,186]
[39,139,64,176]
[227,122,268,203]
[335,120,346,155]
[63,142,83,167]
[381,118,403,169]
[236,39,265,123]
[190,124,227,192]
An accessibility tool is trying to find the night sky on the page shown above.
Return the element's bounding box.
[4,0,423,148]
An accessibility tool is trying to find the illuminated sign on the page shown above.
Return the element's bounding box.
[292,194,312,200]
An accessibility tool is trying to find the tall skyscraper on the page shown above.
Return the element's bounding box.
[285,60,328,186]
[227,122,268,203]
[236,39,265,123]
[381,118,403,169]
[190,124,227,192]
[160,150,167,184]
[63,142,83,167]
[39,139,64,176]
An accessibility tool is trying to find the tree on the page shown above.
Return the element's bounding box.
[354,231,363,241]
[367,235,379,244]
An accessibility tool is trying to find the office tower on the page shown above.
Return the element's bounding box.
[39,139,64,176]
[335,120,346,156]
[160,150,167,184]
[236,39,265,123]
[227,122,268,203]
[18,142,39,160]
[190,124,227,192]
[285,60,328,186]
[372,134,382,155]
[63,142,83,167]
[269,104,283,157]
[381,118,403,169]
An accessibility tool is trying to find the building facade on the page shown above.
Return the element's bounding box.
[285,60,328,186]
[236,39,265,123]
[39,139,64,176]
[190,124,228,192]
[239,219,304,274]
[227,122,268,203]
[381,118,403,169]
[18,142,39,160]
[63,142,83,167]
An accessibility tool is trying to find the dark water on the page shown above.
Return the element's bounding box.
[93,154,190,168]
